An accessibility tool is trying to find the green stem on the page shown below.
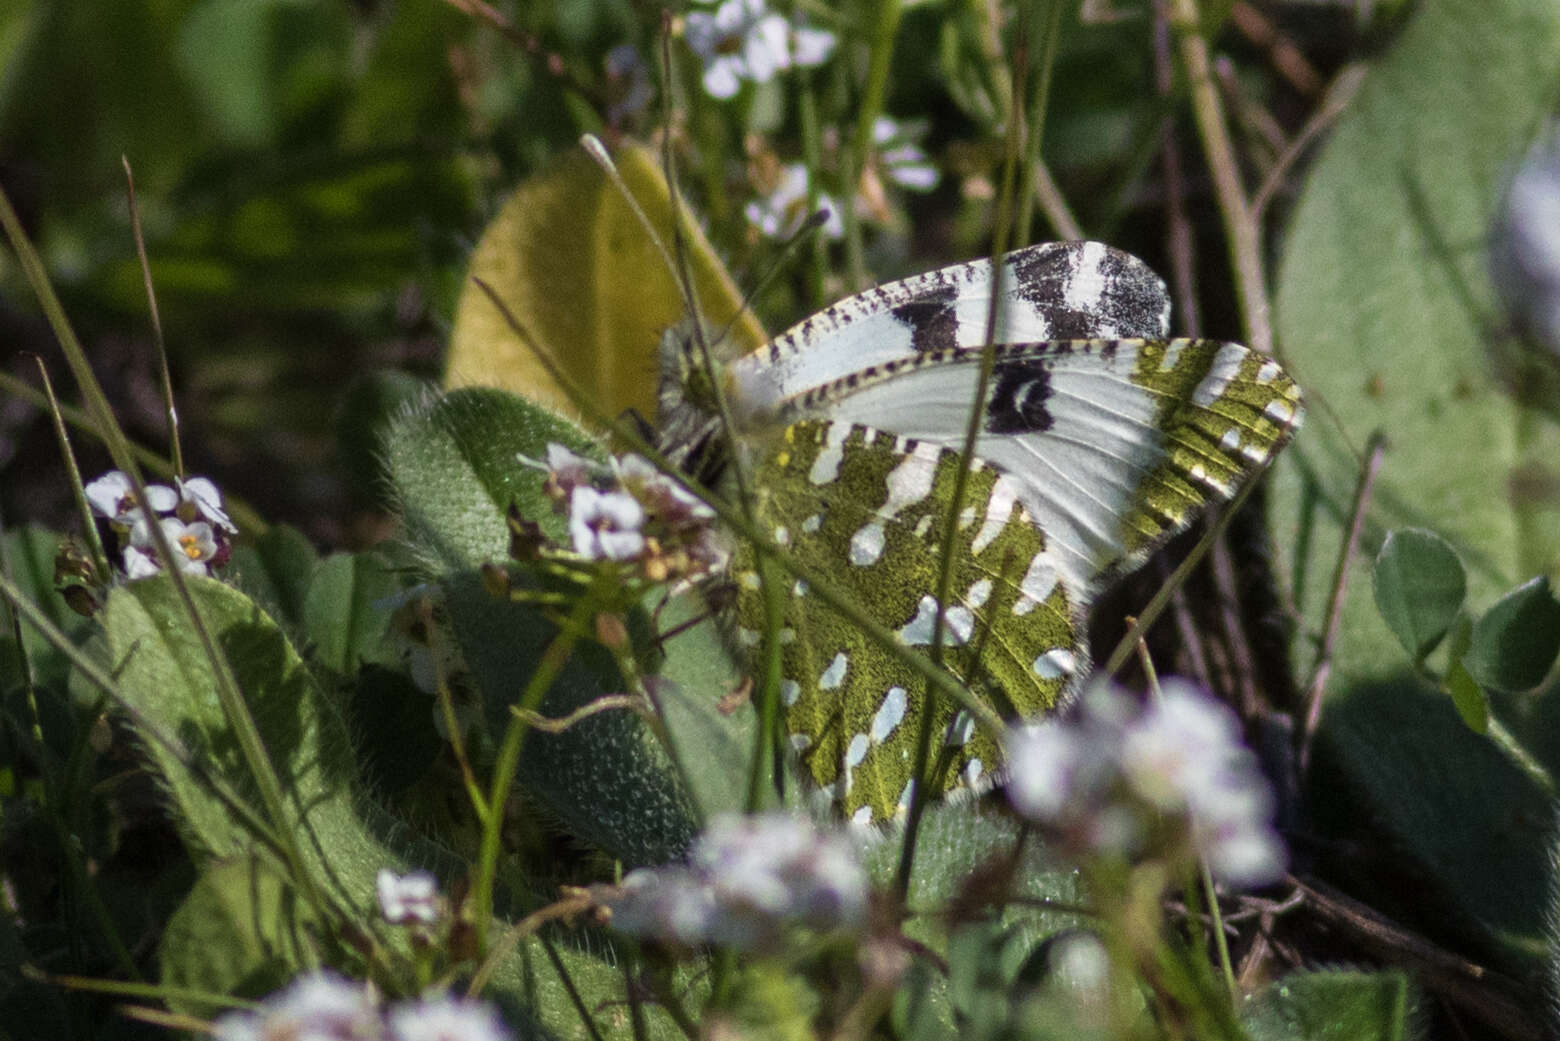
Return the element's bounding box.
[1013,0,1066,248]
[846,0,904,289]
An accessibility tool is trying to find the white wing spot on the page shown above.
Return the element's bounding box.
[789,733,812,753]
[898,596,971,646]
[885,444,939,513]
[851,804,874,826]
[738,570,761,590]
[967,577,993,609]
[802,513,823,534]
[1159,339,1186,372]
[809,424,850,485]
[971,476,1021,555]
[958,505,976,529]
[781,679,801,706]
[1018,552,1059,607]
[897,778,916,811]
[1062,240,1109,314]
[1032,647,1077,679]
[850,521,886,566]
[793,578,809,597]
[737,627,761,647]
[872,686,909,742]
[1265,397,1296,425]
[845,732,870,768]
[819,651,849,690]
[1220,427,1242,452]
[964,758,984,786]
[914,515,934,538]
[1256,359,1282,385]
[779,627,796,644]
[946,711,975,746]
[1193,343,1247,408]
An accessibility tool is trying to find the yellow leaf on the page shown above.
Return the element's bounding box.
[445,143,765,424]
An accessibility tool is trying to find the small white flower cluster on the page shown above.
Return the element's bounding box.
[684,0,836,100]
[745,164,844,242]
[607,812,868,951]
[212,973,510,1041]
[521,444,723,582]
[1006,680,1286,888]
[84,470,236,579]
[1492,123,1560,355]
[376,868,441,926]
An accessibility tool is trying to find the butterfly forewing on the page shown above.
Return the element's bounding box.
[727,420,1080,823]
[728,241,1171,420]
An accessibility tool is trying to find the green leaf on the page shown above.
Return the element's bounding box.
[1270,0,1560,707]
[1241,969,1418,1041]
[333,369,431,511]
[0,526,91,691]
[1443,657,1489,734]
[302,551,403,674]
[227,523,319,628]
[159,855,317,1017]
[1372,529,1466,661]
[1308,675,1552,970]
[383,388,700,865]
[1465,576,1560,693]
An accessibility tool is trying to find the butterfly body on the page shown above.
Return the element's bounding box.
[658,242,1302,823]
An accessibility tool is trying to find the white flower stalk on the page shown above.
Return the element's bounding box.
[608,811,868,951]
[212,972,380,1041]
[1006,680,1285,887]
[376,868,442,926]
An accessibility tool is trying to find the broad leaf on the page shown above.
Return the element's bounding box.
[1372,528,1465,661]
[1465,576,1560,693]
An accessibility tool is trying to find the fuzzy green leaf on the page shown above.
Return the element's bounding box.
[1372,529,1466,662]
[302,551,403,674]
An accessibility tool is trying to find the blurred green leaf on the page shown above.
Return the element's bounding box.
[1271,0,1560,691]
[1241,969,1418,1041]
[1465,576,1560,693]
[302,551,402,674]
[1372,528,1466,661]
[227,523,319,628]
[159,854,317,1018]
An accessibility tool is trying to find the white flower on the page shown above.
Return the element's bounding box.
[212,972,380,1041]
[387,995,511,1041]
[789,23,837,68]
[1006,681,1285,888]
[84,470,176,526]
[607,812,867,951]
[568,486,646,561]
[604,44,653,125]
[685,0,790,99]
[176,476,237,533]
[613,455,715,525]
[745,164,844,241]
[872,117,939,191]
[1492,123,1560,355]
[377,868,441,926]
[121,546,162,580]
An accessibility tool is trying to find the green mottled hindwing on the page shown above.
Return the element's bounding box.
[728,421,1079,824]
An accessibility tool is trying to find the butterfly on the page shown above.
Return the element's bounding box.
[657,241,1302,824]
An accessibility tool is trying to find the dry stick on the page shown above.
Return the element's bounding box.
[1032,161,1083,240]
[1228,1,1322,97]
[1290,875,1544,1041]
[440,0,603,107]
[1152,0,1201,336]
[1209,541,1261,718]
[1298,432,1385,776]
[1213,56,1287,161]
[1169,0,1272,356]
[1252,63,1368,220]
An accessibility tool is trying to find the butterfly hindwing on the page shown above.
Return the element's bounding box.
[728,420,1081,823]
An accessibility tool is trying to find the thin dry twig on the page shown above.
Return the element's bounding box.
[1298,432,1386,775]
[512,693,647,733]
[1229,2,1323,96]
[1253,63,1369,220]
[1152,0,1201,335]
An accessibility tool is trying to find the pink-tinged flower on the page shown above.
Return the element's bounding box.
[211,972,380,1041]
[568,486,646,561]
[377,868,442,926]
[872,117,940,192]
[387,995,511,1041]
[685,0,791,99]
